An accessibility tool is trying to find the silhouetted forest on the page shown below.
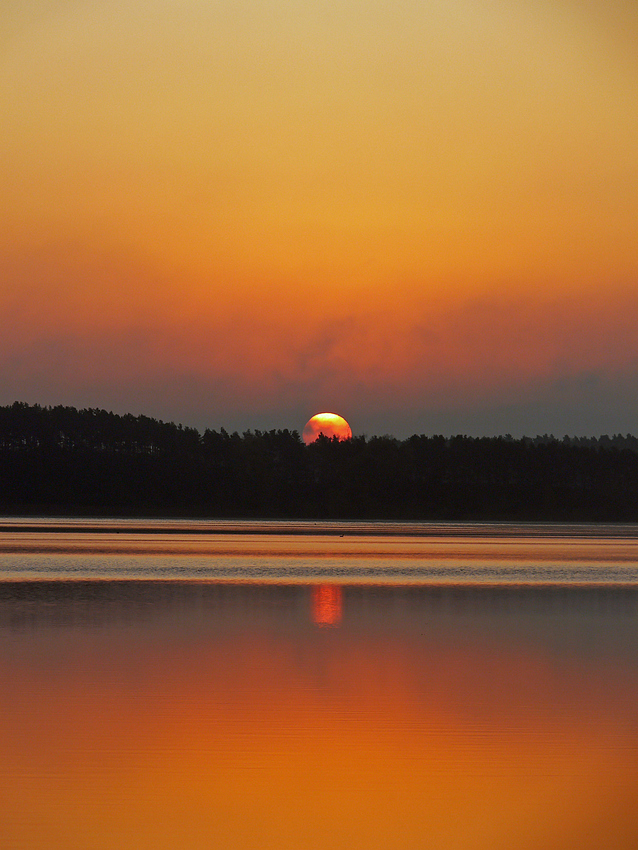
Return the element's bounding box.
[2,402,638,520]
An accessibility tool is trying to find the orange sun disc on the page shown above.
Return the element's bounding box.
[302,412,352,445]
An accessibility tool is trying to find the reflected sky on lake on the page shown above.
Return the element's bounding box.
[3,519,638,584]
[2,578,638,849]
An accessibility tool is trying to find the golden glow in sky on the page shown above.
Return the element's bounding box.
[1,1,638,434]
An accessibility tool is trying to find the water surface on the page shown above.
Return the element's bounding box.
[1,521,638,848]
[2,518,638,583]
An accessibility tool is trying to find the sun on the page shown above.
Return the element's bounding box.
[302,412,352,445]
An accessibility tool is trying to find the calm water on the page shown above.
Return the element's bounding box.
[2,520,638,848]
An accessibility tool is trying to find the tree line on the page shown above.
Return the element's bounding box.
[2,401,638,520]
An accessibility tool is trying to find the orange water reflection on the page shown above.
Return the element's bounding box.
[311,584,343,626]
[1,583,638,849]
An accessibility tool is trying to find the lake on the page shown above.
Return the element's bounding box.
[2,519,638,848]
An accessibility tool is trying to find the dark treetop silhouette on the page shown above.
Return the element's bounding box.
[2,402,638,520]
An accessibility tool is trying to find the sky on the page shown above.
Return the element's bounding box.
[2,0,638,437]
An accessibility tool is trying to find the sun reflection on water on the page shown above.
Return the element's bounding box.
[311,584,343,626]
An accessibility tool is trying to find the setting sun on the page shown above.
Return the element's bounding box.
[302,413,352,445]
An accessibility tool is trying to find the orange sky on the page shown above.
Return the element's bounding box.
[2,0,637,435]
